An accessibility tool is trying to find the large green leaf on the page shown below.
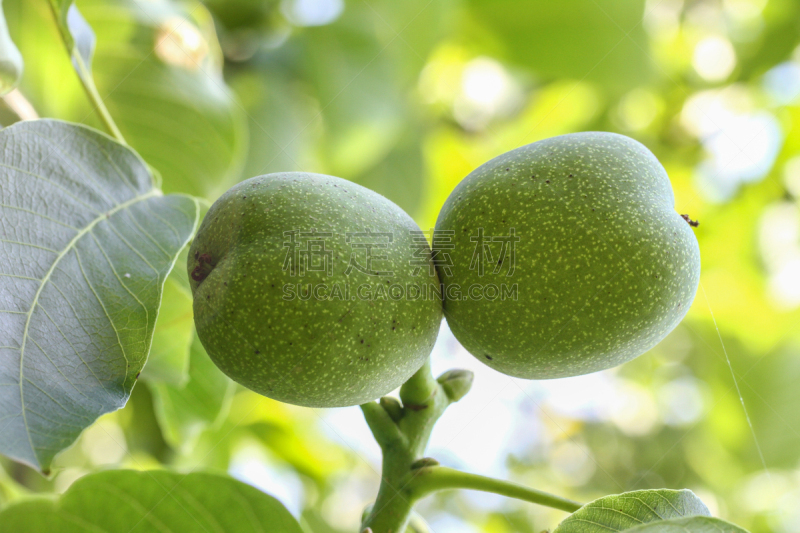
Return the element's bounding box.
[0,0,22,95]
[0,119,198,473]
[150,333,235,450]
[554,489,711,533]
[0,469,304,532]
[79,0,248,198]
[624,517,750,533]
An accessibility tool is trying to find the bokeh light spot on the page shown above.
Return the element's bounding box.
[693,36,737,82]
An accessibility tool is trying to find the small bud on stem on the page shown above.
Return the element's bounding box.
[437,369,474,402]
[410,457,440,469]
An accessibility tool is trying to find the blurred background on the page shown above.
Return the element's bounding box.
[2,0,800,531]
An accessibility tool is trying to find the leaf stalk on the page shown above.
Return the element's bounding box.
[47,3,127,145]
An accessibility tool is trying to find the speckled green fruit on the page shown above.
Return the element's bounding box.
[189,173,442,407]
[434,132,700,379]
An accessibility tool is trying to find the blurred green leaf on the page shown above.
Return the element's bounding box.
[624,517,750,533]
[0,119,198,473]
[297,22,405,178]
[0,0,22,95]
[464,0,652,90]
[554,489,710,533]
[366,0,456,73]
[150,333,235,450]
[6,0,248,199]
[202,0,282,35]
[123,381,172,462]
[738,0,800,79]
[230,68,321,177]
[3,0,87,121]
[290,0,451,180]
[0,469,304,532]
[0,465,28,508]
[79,0,248,198]
[46,0,95,83]
[724,344,800,469]
[355,131,426,220]
[688,179,800,353]
[225,391,350,482]
[300,509,349,533]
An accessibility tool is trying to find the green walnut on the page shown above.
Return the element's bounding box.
[434,132,700,379]
[189,173,442,407]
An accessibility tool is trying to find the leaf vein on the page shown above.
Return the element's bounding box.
[0,162,99,215]
[143,202,182,240]
[0,273,42,282]
[28,335,91,402]
[0,239,59,254]
[0,203,80,230]
[90,232,149,326]
[123,209,173,259]
[72,248,129,371]
[36,303,108,397]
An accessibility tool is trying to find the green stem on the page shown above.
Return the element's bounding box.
[72,54,126,144]
[47,5,126,145]
[399,358,437,407]
[407,466,582,514]
[359,362,581,533]
[2,89,39,122]
[360,361,455,533]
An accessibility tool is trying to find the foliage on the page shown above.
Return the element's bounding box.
[554,489,709,532]
[0,120,198,473]
[0,470,303,532]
